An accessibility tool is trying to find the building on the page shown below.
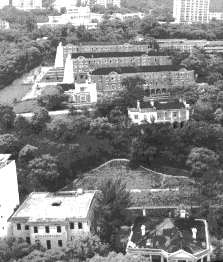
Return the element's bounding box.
[173,0,210,23]
[0,154,20,238]
[95,0,121,8]
[209,11,223,20]
[0,0,9,9]
[12,0,42,9]
[128,99,190,127]
[204,40,223,53]
[9,189,97,249]
[37,6,102,29]
[111,12,146,20]
[90,66,195,97]
[126,209,212,262]
[0,19,10,29]
[209,0,223,12]
[52,0,88,11]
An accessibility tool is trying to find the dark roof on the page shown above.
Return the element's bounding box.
[131,217,207,254]
[91,65,192,75]
[140,101,186,110]
[71,51,167,59]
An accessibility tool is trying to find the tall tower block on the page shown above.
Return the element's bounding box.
[0,154,20,238]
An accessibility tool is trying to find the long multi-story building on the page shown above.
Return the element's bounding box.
[95,0,120,8]
[9,189,97,249]
[12,0,42,9]
[0,154,20,238]
[173,0,210,23]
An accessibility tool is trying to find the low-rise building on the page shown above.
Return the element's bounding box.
[95,0,120,8]
[12,0,42,10]
[126,209,211,262]
[209,12,223,20]
[128,99,190,127]
[9,189,98,249]
[0,154,20,238]
[111,12,147,20]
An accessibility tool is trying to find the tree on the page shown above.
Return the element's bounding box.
[0,134,21,157]
[37,85,69,111]
[193,97,215,121]
[27,154,60,192]
[214,108,223,124]
[18,144,39,168]
[0,103,16,130]
[89,252,149,262]
[67,233,109,260]
[95,177,132,250]
[14,115,32,137]
[30,107,51,134]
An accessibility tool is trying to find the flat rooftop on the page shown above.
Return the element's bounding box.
[10,190,97,223]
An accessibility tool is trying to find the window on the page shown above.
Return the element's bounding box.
[80,74,84,79]
[80,87,85,91]
[134,115,138,119]
[45,226,50,233]
[57,226,61,233]
[111,84,116,90]
[58,240,63,247]
[78,222,83,229]
[17,224,21,230]
[46,240,51,250]
[144,115,147,120]
[34,226,38,233]
[172,112,178,118]
[26,237,31,244]
[25,225,29,230]
[70,222,74,229]
[80,95,86,102]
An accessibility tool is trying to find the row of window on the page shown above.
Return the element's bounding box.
[64,46,148,53]
[16,222,83,232]
[134,111,186,120]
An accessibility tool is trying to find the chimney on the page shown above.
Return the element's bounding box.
[150,99,154,107]
[137,100,140,110]
[179,98,182,103]
[141,225,146,236]
[192,228,197,239]
[142,208,146,217]
[180,210,186,218]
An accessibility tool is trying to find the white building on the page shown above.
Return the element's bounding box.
[95,0,120,8]
[12,0,42,9]
[173,0,210,23]
[0,0,9,9]
[128,99,190,127]
[0,20,10,29]
[111,12,146,20]
[0,154,20,238]
[9,189,97,249]
[209,12,223,20]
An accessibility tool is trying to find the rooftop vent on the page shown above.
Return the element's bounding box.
[52,200,62,206]
[77,188,83,195]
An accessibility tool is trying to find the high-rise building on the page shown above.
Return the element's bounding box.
[12,0,42,9]
[209,0,223,12]
[0,0,10,9]
[173,0,210,23]
[0,154,20,238]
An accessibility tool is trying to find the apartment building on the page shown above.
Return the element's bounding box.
[0,154,20,238]
[128,99,190,127]
[9,190,97,249]
[95,0,121,8]
[209,0,223,12]
[0,0,9,9]
[209,11,223,20]
[12,0,42,9]
[173,0,210,23]
[126,209,211,262]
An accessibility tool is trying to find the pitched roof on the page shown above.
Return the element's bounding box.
[10,190,96,223]
[91,65,192,75]
[130,217,207,255]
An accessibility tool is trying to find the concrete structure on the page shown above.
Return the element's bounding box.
[111,12,147,20]
[0,154,20,238]
[128,99,190,127]
[37,6,102,29]
[95,0,120,8]
[0,20,10,29]
[209,11,223,20]
[0,0,9,9]
[173,0,210,23]
[9,190,97,249]
[126,210,212,262]
[52,0,88,11]
[12,0,42,9]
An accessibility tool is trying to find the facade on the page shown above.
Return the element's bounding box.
[90,66,195,97]
[128,99,190,126]
[12,0,42,9]
[54,42,154,68]
[0,154,20,238]
[173,0,210,23]
[9,190,97,249]
[0,0,9,9]
[204,40,223,53]
[209,12,223,20]
[95,0,121,8]
[126,209,211,262]
[0,20,10,29]
[111,12,146,20]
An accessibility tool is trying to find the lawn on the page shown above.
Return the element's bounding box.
[14,100,41,114]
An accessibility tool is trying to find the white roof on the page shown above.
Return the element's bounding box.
[0,154,11,163]
[11,190,96,223]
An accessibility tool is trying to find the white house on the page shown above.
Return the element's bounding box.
[126,209,212,262]
[0,154,20,238]
[128,99,190,127]
[9,189,97,249]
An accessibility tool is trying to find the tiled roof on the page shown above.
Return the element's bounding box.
[71,52,167,59]
[10,191,96,223]
[91,65,192,75]
[131,217,207,255]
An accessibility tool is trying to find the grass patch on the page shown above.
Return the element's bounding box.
[14,100,41,114]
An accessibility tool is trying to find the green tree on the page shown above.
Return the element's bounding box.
[27,154,60,191]
[30,108,51,134]
[95,177,132,250]
[14,115,32,137]
[67,233,109,260]
[90,252,149,262]
[0,134,21,157]
[0,103,16,130]
[18,144,39,168]
[37,85,69,111]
